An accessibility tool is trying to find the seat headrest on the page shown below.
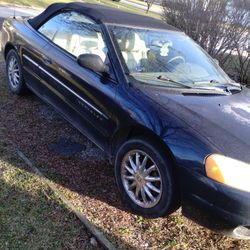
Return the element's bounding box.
[81,40,98,48]
[119,32,143,52]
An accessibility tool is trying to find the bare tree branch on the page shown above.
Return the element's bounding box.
[162,0,250,85]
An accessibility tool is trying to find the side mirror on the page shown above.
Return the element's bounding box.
[77,54,108,74]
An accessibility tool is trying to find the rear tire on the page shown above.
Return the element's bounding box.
[115,137,180,218]
[6,49,28,95]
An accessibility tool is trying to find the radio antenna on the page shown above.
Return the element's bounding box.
[13,2,16,19]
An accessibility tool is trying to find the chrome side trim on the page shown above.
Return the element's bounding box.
[22,54,108,120]
[23,54,39,67]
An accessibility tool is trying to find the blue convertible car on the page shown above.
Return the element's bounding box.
[1,2,250,239]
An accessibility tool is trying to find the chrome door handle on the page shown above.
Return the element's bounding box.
[42,56,52,65]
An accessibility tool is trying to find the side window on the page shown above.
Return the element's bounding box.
[38,11,114,77]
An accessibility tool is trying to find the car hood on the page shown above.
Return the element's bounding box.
[142,86,250,163]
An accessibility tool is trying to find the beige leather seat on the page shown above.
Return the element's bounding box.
[90,33,107,62]
[68,33,107,61]
[53,31,72,51]
[68,33,81,56]
[119,32,148,72]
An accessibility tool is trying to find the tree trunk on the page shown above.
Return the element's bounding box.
[146,1,154,14]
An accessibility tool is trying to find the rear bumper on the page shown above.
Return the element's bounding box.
[180,168,250,233]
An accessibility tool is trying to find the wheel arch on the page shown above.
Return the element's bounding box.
[113,124,181,214]
[4,42,17,59]
[111,125,178,169]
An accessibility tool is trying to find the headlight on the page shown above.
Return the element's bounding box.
[205,154,250,192]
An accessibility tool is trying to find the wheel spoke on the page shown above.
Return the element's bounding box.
[9,59,14,69]
[135,185,140,198]
[13,77,19,86]
[129,181,136,190]
[10,59,16,69]
[125,164,134,175]
[129,156,137,172]
[135,152,140,167]
[146,182,161,194]
[141,187,147,203]
[123,175,135,181]
[140,155,148,171]
[145,176,161,182]
[144,185,155,202]
[144,165,156,176]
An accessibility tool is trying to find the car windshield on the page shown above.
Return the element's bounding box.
[109,25,234,88]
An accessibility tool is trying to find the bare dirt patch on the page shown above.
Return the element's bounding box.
[0,130,100,250]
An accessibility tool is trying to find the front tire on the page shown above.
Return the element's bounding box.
[115,137,179,218]
[6,49,27,95]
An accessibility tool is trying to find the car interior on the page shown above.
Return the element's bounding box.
[52,29,107,61]
[118,31,148,72]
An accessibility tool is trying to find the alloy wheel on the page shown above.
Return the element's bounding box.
[8,56,20,89]
[121,150,162,208]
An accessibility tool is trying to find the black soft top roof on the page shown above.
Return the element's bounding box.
[29,2,179,31]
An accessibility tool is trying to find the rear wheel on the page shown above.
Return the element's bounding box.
[6,49,27,95]
[115,137,179,218]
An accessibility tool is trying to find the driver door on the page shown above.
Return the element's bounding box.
[36,11,118,150]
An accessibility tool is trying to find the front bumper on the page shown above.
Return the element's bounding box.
[180,168,250,237]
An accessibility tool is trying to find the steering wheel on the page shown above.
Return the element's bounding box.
[167,56,185,65]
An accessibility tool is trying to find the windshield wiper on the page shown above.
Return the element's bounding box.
[158,76,225,92]
[157,76,239,95]
[194,80,242,89]
[157,75,192,89]
[210,79,220,84]
[222,82,242,92]
[202,81,242,93]
[193,80,242,93]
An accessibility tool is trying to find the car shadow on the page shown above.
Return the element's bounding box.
[0,53,139,249]
[0,98,140,249]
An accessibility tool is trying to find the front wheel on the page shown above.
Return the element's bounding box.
[115,137,179,218]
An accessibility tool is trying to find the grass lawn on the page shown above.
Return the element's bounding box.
[1,0,70,8]
[123,0,163,13]
[1,0,161,19]
[0,146,96,249]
